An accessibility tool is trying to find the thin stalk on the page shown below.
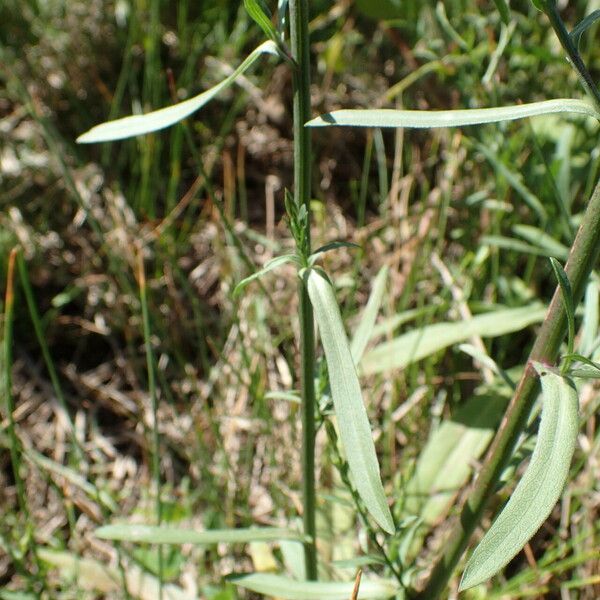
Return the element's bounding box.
[3,248,45,592]
[136,249,163,600]
[544,3,600,109]
[16,253,86,465]
[289,0,318,581]
[416,176,600,598]
[3,249,28,521]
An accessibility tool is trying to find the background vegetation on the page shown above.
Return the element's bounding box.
[1,0,599,597]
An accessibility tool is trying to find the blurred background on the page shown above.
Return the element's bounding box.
[1,0,600,597]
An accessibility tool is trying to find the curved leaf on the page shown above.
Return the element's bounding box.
[234,254,299,297]
[570,10,600,50]
[361,305,546,375]
[232,573,399,599]
[306,99,600,129]
[460,365,579,590]
[95,524,307,544]
[306,268,394,534]
[77,41,278,143]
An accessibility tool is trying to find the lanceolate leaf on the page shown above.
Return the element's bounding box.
[361,305,546,375]
[233,573,399,599]
[306,99,600,129]
[95,524,307,545]
[460,365,579,590]
[306,268,395,534]
[234,254,299,296]
[77,41,278,143]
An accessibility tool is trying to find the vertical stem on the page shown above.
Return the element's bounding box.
[3,249,27,517]
[544,3,600,109]
[289,0,318,580]
[137,249,164,599]
[416,177,600,598]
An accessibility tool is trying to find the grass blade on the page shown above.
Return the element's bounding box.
[77,41,278,143]
[244,0,278,42]
[306,268,394,533]
[350,266,388,364]
[306,99,600,129]
[95,524,307,544]
[459,364,579,590]
[232,573,399,599]
[493,0,511,25]
[361,305,546,375]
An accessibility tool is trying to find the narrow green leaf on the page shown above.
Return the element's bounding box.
[482,235,554,257]
[512,225,569,260]
[493,0,511,25]
[563,353,600,378]
[549,257,575,368]
[95,524,307,544]
[306,99,600,129]
[361,305,546,375]
[244,0,278,42]
[570,10,600,50]
[306,268,395,533]
[460,365,579,590]
[234,254,299,297]
[309,241,361,263]
[232,573,399,599]
[77,41,278,143]
[351,266,388,364]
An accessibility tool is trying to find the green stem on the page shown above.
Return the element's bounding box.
[544,3,600,109]
[416,176,600,598]
[16,253,86,465]
[289,0,318,580]
[137,250,163,600]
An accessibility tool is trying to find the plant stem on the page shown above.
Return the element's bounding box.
[544,3,600,109]
[416,176,600,598]
[137,249,164,600]
[289,0,318,580]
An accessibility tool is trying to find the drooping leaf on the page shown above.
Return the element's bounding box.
[95,524,307,544]
[232,573,399,599]
[570,10,600,50]
[361,305,546,375]
[460,365,579,590]
[234,254,299,297]
[350,266,388,364]
[306,99,600,129]
[309,241,361,263]
[306,268,395,534]
[77,41,278,143]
